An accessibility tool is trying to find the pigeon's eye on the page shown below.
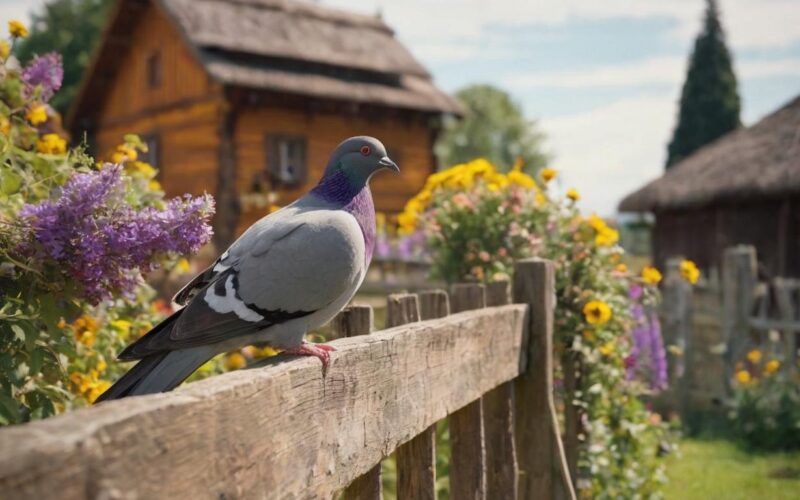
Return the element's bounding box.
[360,145,371,156]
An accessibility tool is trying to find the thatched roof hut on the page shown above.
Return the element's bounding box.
[70,0,460,247]
[619,95,800,277]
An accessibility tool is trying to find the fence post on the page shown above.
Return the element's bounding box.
[722,245,757,394]
[661,257,693,413]
[449,283,488,500]
[512,259,575,500]
[337,305,382,500]
[773,278,799,376]
[390,293,438,500]
[561,349,580,491]
[482,280,518,500]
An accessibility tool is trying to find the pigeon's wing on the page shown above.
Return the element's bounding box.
[122,209,365,359]
[171,206,295,306]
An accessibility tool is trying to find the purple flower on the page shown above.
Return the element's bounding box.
[626,298,669,392]
[20,166,214,304]
[22,52,63,102]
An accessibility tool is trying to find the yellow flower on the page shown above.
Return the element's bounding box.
[507,170,537,189]
[615,263,628,273]
[595,226,619,247]
[588,214,607,231]
[735,370,751,385]
[765,359,780,375]
[260,346,279,357]
[680,260,700,284]
[540,167,556,183]
[110,319,132,337]
[566,188,580,201]
[746,349,762,364]
[0,40,9,60]
[96,359,108,373]
[0,116,10,136]
[148,180,162,191]
[598,342,615,356]
[37,133,66,155]
[72,315,99,347]
[583,300,612,325]
[117,145,138,161]
[8,20,28,38]
[225,352,247,370]
[641,266,662,285]
[27,105,48,125]
[87,380,111,403]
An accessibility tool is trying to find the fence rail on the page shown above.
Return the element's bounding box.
[0,259,575,500]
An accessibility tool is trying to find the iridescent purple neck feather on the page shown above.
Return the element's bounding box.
[310,169,376,263]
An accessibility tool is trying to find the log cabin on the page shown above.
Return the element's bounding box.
[619,94,800,278]
[68,0,461,247]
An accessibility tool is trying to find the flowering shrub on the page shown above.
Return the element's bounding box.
[400,158,675,497]
[0,25,214,422]
[729,349,800,451]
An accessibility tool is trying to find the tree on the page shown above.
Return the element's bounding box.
[14,0,114,115]
[436,84,549,174]
[666,0,740,168]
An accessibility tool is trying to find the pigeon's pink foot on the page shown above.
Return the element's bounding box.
[283,342,336,374]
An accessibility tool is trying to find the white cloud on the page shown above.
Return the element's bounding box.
[542,94,676,216]
[505,56,800,89]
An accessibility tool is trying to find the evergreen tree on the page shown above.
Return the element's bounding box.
[436,84,549,174]
[15,0,115,115]
[666,0,740,168]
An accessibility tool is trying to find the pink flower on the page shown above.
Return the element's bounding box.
[498,247,508,257]
[479,251,490,262]
[452,193,473,209]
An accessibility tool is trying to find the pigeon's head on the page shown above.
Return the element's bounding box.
[324,136,399,184]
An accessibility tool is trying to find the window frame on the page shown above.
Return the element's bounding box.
[265,134,307,187]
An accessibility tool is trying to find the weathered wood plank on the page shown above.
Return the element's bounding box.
[337,305,382,500]
[418,290,449,321]
[0,306,527,500]
[482,280,518,500]
[513,259,576,500]
[393,293,436,500]
[449,283,487,500]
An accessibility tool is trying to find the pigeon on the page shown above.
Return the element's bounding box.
[96,136,398,402]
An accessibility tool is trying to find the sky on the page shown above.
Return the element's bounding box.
[3,0,800,216]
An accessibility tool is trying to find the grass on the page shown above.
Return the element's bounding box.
[665,439,800,499]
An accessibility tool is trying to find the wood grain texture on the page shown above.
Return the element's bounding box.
[337,305,381,500]
[418,290,450,321]
[332,305,374,340]
[390,294,437,500]
[482,280,518,500]
[0,306,527,500]
[512,259,576,500]
[448,283,487,500]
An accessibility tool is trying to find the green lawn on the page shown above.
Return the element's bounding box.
[665,439,800,499]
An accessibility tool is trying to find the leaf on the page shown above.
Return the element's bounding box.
[0,393,21,424]
[29,347,44,376]
[0,166,22,195]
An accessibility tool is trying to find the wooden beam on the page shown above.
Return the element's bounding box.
[0,306,528,500]
[449,283,487,500]
[482,280,518,500]
[513,259,576,500]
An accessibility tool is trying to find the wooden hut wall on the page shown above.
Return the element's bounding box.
[91,2,224,198]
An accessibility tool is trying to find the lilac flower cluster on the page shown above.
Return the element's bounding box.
[626,286,668,392]
[20,165,214,304]
[22,52,63,102]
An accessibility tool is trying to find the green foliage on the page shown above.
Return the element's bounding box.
[403,159,674,497]
[14,0,114,114]
[666,0,740,167]
[729,357,800,452]
[436,84,549,175]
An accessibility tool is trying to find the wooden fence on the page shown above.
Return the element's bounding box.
[0,259,575,500]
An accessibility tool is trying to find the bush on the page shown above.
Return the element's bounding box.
[399,158,676,497]
[0,24,214,423]
[729,351,800,451]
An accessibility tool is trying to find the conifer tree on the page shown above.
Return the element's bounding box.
[666,0,740,168]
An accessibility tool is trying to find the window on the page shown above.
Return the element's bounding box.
[266,135,307,186]
[146,50,161,89]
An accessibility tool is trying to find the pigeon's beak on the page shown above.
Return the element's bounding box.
[379,156,400,173]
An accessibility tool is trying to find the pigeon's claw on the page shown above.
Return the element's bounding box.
[283,342,336,375]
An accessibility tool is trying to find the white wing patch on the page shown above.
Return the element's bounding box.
[213,250,232,273]
[203,274,264,322]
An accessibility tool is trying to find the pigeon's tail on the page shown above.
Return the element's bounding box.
[95,346,215,403]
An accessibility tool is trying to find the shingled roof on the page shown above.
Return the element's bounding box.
[69,0,460,128]
[619,94,800,212]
